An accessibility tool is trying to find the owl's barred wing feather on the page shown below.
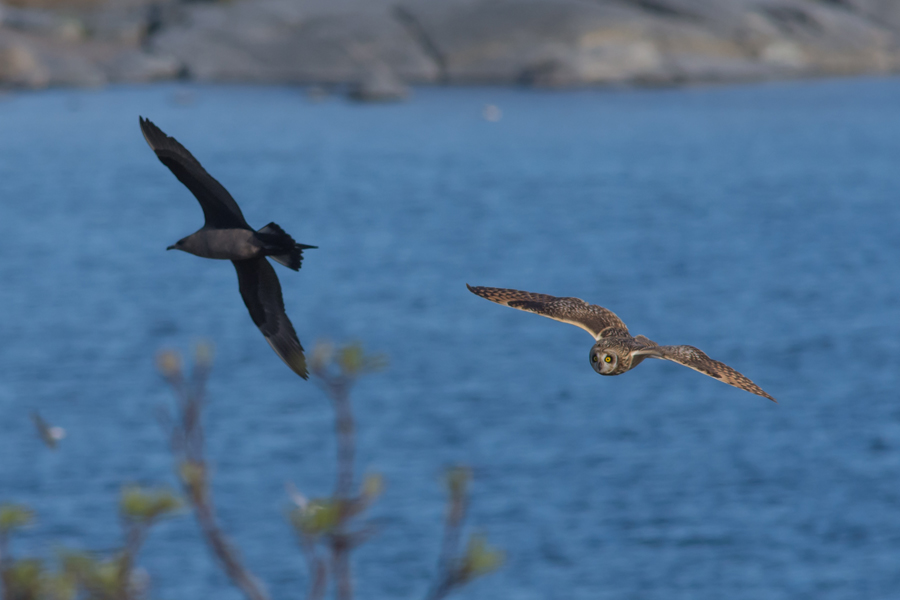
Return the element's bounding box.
[466,284,629,339]
[642,345,776,402]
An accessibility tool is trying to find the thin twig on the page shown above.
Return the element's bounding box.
[0,530,11,600]
[331,381,356,501]
[117,521,148,600]
[310,347,372,600]
[159,350,269,600]
[190,493,268,600]
[297,534,327,600]
[427,468,471,600]
[326,377,356,600]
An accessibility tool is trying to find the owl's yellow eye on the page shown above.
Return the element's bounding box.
[604,356,612,363]
[591,355,598,363]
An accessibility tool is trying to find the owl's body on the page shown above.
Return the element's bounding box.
[590,335,656,375]
[467,284,776,402]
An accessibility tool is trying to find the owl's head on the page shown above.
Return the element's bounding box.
[590,344,619,375]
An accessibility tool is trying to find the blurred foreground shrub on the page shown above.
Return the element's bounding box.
[0,486,180,600]
[2,341,500,600]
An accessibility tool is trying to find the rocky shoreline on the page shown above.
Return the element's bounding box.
[2,0,900,97]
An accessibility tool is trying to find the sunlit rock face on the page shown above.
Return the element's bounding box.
[396,0,899,85]
[1,0,900,89]
[147,1,438,85]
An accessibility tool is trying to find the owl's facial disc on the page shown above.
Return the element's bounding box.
[590,349,618,375]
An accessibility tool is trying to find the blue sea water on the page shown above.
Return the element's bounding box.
[1,78,900,599]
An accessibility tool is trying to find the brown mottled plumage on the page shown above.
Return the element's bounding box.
[466,284,776,402]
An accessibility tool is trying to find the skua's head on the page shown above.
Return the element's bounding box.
[167,238,188,252]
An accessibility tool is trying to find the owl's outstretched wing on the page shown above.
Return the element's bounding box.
[636,344,776,402]
[466,284,629,339]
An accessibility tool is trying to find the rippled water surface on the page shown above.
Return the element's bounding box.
[2,79,900,599]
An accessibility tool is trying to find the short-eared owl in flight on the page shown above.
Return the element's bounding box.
[467,285,775,402]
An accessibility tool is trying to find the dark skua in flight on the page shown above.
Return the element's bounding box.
[140,117,314,379]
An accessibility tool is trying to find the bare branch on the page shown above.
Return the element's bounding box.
[427,467,502,600]
[426,467,470,600]
[305,341,388,600]
[157,347,270,600]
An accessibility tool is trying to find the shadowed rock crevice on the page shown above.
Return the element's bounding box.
[760,6,823,34]
[815,0,900,33]
[392,4,448,83]
[618,0,700,21]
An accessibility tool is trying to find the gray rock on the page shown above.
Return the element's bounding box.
[2,0,900,89]
[0,37,49,87]
[396,0,667,84]
[0,30,106,88]
[81,6,152,44]
[741,1,897,74]
[347,62,409,101]
[397,0,900,85]
[149,0,438,83]
[33,43,107,87]
[840,0,900,32]
[0,5,86,41]
[103,48,181,82]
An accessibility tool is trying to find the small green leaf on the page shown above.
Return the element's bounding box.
[310,340,388,378]
[93,559,122,591]
[338,343,365,375]
[59,549,98,576]
[339,343,388,375]
[6,558,44,597]
[40,570,78,600]
[60,550,123,597]
[289,499,341,535]
[120,486,183,523]
[0,504,34,533]
[179,461,206,490]
[459,534,504,582]
[156,350,183,378]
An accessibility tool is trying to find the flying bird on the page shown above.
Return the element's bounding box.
[140,117,315,379]
[467,285,776,402]
[32,411,66,449]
